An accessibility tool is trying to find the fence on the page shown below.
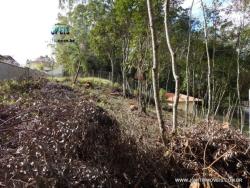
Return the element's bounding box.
[0,62,47,80]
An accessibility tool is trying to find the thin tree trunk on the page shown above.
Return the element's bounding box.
[236,32,244,132]
[166,68,170,91]
[213,84,227,117]
[138,78,145,113]
[185,0,194,126]
[211,0,216,118]
[192,66,197,123]
[108,53,114,86]
[146,0,166,143]
[122,67,126,96]
[111,61,114,85]
[73,60,81,84]
[164,0,179,132]
[122,38,130,97]
[201,0,212,122]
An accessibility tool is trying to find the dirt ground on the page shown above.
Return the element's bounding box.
[0,79,249,188]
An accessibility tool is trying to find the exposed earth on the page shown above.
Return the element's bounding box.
[0,79,249,188]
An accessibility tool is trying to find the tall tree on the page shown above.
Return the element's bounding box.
[164,0,179,132]
[235,0,246,132]
[185,0,194,126]
[146,0,166,143]
[200,0,212,122]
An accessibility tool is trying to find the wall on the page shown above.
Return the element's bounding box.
[0,62,47,80]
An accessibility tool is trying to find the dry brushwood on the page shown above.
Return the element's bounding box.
[0,80,249,188]
[0,81,169,187]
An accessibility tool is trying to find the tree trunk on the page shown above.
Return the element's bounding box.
[214,86,226,117]
[164,0,179,132]
[165,68,170,91]
[185,0,194,126]
[108,53,114,87]
[192,67,197,123]
[201,0,212,122]
[122,67,126,96]
[211,0,217,118]
[236,31,244,132]
[138,78,146,113]
[146,0,166,143]
[122,37,130,97]
[73,60,81,84]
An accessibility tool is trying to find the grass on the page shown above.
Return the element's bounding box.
[48,76,120,88]
[79,77,113,86]
[0,80,34,105]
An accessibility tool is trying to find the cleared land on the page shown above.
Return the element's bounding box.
[0,79,249,187]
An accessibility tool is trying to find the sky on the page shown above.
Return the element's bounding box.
[182,0,203,17]
[0,0,205,67]
[0,0,237,67]
[0,0,59,66]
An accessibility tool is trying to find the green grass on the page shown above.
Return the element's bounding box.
[47,76,71,82]
[79,77,113,86]
[48,76,120,89]
[0,80,33,105]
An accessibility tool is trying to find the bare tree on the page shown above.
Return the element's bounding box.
[164,0,179,132]
[235,0,246,132]
[200,0,212,122]
[122,37,130,97]
[211,0,217,119]
[185,0,194,126]
[73,60,81,84]
[146,0,166,142]
[107,53,114,86]
[236,28,244,132]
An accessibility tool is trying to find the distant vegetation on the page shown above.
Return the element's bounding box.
[53,0,250,135]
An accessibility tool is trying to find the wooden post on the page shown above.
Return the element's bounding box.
[249,89,250,138]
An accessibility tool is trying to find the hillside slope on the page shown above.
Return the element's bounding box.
[0,79,249,187]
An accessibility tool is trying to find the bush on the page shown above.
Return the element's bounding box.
[159,88,168,110]
[159,88,166,102]
[113,82,120,89]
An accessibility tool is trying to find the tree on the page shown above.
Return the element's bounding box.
[185,0,194,126]
[56,0,250,135]
[146,0,166,143]
[235,0,246,132]
[89,17,119,85]
[164,0,179,132]
[200,0,212,122]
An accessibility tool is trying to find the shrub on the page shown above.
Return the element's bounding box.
[159,88,168,110]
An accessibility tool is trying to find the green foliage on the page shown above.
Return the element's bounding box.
[113,82,121,90]
[55,0,250,104]
[80,77,113,87]
[0,80,43,104]
[159,88,168,110]
[159,88,166,103]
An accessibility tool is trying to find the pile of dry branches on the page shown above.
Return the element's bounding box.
[0,81,167,187]
[0,80,249,187]
[164,122,250,187]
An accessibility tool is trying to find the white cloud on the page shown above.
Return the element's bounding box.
[0,0,59,66]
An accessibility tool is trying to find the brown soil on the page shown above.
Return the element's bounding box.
[0,79,249,188]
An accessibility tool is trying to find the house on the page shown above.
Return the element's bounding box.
[165,92,203,112]
[0,55,20,66]
[26,56,53,71]
[26,56,64,77]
